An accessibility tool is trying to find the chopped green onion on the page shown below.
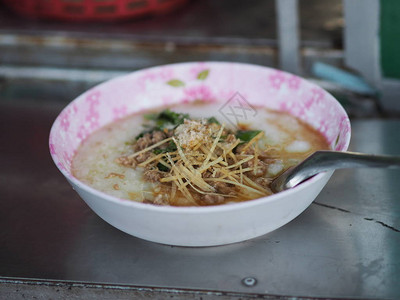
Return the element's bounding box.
[207,116,220,125]
[157,162,170,172]
[153,141,177,154]
[236,130,262,142]
[136,110,190,139]
[156,109,189,128]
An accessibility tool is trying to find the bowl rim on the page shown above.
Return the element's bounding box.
[49,61,351,214]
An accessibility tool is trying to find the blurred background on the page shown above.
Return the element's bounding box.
[1,2,400,298]
[0,0,399,117]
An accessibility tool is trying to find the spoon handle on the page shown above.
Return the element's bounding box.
[271,151,400,192]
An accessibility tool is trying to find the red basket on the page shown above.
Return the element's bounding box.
[2,0,189,21]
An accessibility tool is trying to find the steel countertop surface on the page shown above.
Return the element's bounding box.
[0,102,399,299]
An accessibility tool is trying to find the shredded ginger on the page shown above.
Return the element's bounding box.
[116,110,273,206]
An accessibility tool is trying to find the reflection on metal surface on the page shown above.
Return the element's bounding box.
[0,104,400,298]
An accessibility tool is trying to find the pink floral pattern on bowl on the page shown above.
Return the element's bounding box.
[49,62,351,179]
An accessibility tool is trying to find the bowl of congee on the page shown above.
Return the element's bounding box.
[49,62,350,246]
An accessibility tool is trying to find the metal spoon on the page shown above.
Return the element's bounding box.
[270,150,400,193]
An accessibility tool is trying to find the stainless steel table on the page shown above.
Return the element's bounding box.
[1,102,399,299]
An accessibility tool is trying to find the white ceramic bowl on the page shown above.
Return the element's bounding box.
[49,62,351,246]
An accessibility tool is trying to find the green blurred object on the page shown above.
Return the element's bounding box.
[380,0,400,79]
